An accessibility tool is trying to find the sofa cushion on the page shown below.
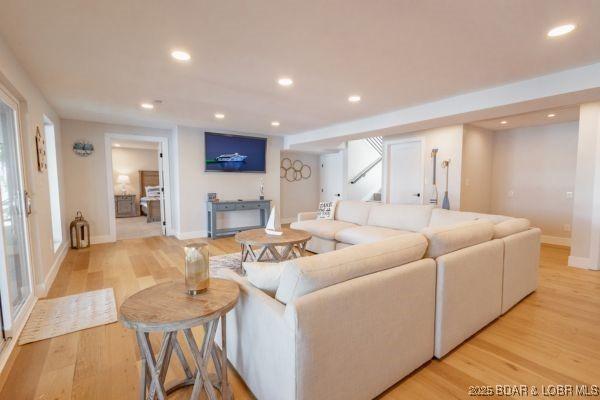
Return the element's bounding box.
[421,220,494,258]
[334,200,372,225]
[291,219,357,240]
[275,233,428,304]
[335,242,352,250]
[306,236,337,254]
[493,218,531,239]
[335,225,411,245]
[367,204,434,231]
[428,209,511,228]
[244,261,283,296]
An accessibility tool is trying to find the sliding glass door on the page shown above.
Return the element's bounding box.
[0,88,32,338]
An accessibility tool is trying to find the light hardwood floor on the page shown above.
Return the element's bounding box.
[116,216,162,240]
[0,237,599,399]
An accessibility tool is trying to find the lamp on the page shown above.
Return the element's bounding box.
[117,174,130,195]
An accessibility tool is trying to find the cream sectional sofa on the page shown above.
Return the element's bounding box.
[215,201,540,400]
[292,201,540,353]
[217,234,436,400]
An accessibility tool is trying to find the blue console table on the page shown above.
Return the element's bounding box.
[207,199,271,238]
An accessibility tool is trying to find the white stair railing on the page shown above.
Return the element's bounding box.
[349,137,383,185]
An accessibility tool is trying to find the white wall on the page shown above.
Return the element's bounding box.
[461,125,493,213]
[176,127,282,237]
[280,151,320,223]
[111,147,158,200]
[345,139,382,201]
[61,119,174,241]
[490,122,578,241]
[0,35,69,372]
[0,36,67,298]
[383,125,463,210]
[569,102,600,269]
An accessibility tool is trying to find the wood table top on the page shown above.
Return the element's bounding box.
[235,227,312,246]
[119,278,239,332]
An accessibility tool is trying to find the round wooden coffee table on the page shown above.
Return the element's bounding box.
[235,227,312,263]
[120,279,239,400]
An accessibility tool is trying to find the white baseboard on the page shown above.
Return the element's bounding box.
[91,235,113,244]
[176,230,208,240]
[541,235,571,246]
[35,241,69,298]
[568,256,598,270]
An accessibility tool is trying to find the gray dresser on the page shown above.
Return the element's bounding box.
[207,199,271,238]
[115,194,137,217]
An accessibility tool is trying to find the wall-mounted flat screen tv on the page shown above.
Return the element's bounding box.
[205,132,267,173]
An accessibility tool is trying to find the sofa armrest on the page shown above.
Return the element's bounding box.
[297,211,318,222]
[215,269,295,400]
[434,239,503,358]
[284,259,436,400]
[500,227,540,313]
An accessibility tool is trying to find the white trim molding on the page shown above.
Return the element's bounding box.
[568,256,595,270]
[540,235,571,247]
[0,293,36,374]
[91,235,113,245]
[104,133,173,243]
[34,241,68,298]
[176,231,208,240]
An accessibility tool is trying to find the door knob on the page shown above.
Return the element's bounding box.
[413,193,421,197]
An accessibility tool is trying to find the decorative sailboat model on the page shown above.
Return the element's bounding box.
[265,207,283,235]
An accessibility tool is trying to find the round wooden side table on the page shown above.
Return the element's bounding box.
[235,227,312,264]
[120,279,240,400]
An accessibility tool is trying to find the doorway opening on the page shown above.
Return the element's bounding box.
[105,134,171,241]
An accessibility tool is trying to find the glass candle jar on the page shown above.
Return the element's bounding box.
[184,243,210,294]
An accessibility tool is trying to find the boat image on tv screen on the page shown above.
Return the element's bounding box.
[205,132,267,172]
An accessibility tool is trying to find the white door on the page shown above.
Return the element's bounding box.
[157,143,166,235]
[0,87,33,337]
[320,151,344,202]
[386,140,423,204]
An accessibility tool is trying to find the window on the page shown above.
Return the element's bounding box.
[44,116,62,251]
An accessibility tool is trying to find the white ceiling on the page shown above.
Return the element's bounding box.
[0,0,599,135]
[470,106,580,131]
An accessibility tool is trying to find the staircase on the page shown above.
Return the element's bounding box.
[349,136,383,185]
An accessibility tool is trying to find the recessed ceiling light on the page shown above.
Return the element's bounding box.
[278,77,293,87]
[500,120,508,125]
[214,113,225,119]
[547,24,576,37]
[271,121,280,127]
[141,103,154,110]
[114,143,121,147]
[547,113,556,118]
[348,95,361,103]
[171,50,191,61]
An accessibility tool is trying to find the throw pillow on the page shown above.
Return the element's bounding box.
[244,261,284,296]
[317,201,337,220]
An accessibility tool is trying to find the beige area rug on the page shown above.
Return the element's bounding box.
[210,252,243,275]
[19,288,117,345]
